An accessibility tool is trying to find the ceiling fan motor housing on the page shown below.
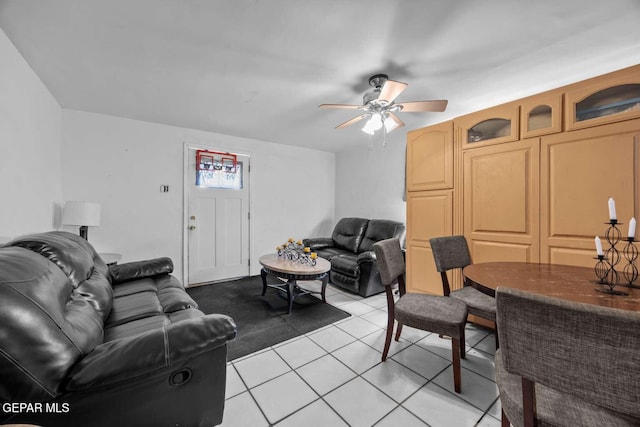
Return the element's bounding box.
[363,89,382,106]
[368,74,388,88]
[363,74,393,108]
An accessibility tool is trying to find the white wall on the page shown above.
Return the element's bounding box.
[0,28,62,242]
[335,135,406,225]
[61,110,335,280]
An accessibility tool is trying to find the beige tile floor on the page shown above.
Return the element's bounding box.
[220,281,501,427]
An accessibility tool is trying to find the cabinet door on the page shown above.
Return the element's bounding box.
[565,65,640,131]
[406,121,453,191]
[541,119,640,266]
[406,190,453,295]
[463,139,540,263]
[458,103,520,149]
[520,91,563,139]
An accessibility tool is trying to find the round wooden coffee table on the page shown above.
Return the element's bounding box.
[259,253,331,314]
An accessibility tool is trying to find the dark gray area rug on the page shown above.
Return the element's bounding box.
[186,275,350,360]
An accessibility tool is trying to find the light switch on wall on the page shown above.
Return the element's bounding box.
[160,185,169,192]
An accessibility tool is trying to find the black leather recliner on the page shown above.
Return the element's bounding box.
[304,218,406,297]
[0,231,236,427]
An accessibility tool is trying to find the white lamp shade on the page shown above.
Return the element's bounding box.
[384,115,399,132]
[63,201,101,227]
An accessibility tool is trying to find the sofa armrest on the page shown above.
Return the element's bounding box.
[66,314,237,391]
[357,250,376,264]
[303,237,334,250]
[109,257,174,284]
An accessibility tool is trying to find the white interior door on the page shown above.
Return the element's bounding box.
[187,150,250,284]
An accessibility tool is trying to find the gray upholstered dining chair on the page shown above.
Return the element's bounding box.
[373,237,468,393]
[430,235,497,347]
[495,287,640,427]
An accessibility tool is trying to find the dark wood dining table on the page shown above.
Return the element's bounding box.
[463,262,640,312]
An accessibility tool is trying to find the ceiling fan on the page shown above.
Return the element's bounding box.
[319,74,448,135]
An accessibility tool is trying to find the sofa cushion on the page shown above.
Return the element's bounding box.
[8,231,113,320]
[106,289,163,327]
[106,275,198,327]
[330,270,359,293]
[103,308,204,342]
[331,254,359,278]
[358,219,406,252]
[109,257,174,284]
[0,247,103,401]
[331,217,369,253]
[315,247,354,260]
[9,231,105,286]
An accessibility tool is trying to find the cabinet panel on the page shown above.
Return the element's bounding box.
[406,121,453,191]
[471,240,531,263]
[520,91,563,139]
[549,247,599,268]
[407,191,452,244]
[463,139,540,262]
[458,103,520,149]
[540,119,640,265]
[565,65,640,131]
[406,190,453,295]
[406,245,448,295]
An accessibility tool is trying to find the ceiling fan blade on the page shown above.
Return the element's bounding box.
[387,112,405,129]
[378,80,408,103]
[336,114,367,129]
[398,100,448,112]
[319,104,362,109]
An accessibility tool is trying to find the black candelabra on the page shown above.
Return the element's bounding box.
[623,236,639,288]
[595,220,637,294]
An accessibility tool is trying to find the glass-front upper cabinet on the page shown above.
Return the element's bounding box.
[458,103,519,149]
[565,65,640,131]
[520,91,563,139]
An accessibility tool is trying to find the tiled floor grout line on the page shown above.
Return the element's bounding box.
[260,338,355,426]
[225,285,501,426]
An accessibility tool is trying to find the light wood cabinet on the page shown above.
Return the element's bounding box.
[565,65,640,131]
[463,139,540,263]
[540,119,640,266]
[406,190,453,295]
[406,121,454,191]
[406,64,640,305]
[458,103,520,149]
[520,90,563,139]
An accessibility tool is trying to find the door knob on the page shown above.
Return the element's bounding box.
[189,225,196,230]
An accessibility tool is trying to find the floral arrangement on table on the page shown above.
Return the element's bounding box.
[276,238,318,266]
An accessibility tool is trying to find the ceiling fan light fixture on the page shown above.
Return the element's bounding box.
[369,113,383,130]
[383,114,399,132]
[361,122,375,135]
[361,113,383,135]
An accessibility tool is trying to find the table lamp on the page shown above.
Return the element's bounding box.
[62,201,101,240]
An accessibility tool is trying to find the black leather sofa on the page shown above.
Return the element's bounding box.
[304,218,406,297]
[0,231,236,427]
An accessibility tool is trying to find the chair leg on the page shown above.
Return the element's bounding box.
[460,326,466,360]
[501,408,510,427]
[382,318,394,361]
[394,322,403,341]
[522,377,536,427]
[451,337,462,393]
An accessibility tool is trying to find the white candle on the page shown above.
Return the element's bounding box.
[608,197,617,221]
[595,236,604,256]
[629,218,637,239]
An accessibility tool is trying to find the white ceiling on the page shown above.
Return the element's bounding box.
[2,0,640,152]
